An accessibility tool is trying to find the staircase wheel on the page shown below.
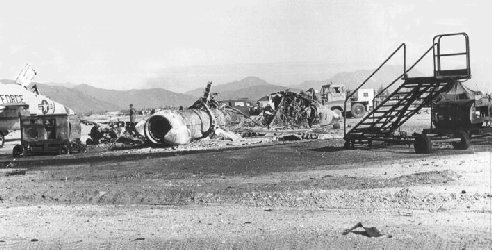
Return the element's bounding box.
[343,140,351,149]
[12,145,24,158]
[351,103,366,118]
[452,130,470,150]
[414,134,432,154]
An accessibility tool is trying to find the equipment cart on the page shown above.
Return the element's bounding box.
[13,113,85,157]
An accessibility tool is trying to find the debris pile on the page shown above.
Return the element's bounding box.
[262,90,339,129]
[86,123,120,145]
[81,82,341,150]
[137,82,247,146]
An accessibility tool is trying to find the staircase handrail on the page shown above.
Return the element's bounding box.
[346,43,437,138]
[343,43,406,136]
[373,43,436,101]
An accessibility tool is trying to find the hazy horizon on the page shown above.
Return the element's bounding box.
[0,0,491,93]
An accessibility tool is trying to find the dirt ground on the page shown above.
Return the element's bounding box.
[0,113,491,249]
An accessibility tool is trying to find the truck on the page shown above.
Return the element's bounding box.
[319,83,374,118]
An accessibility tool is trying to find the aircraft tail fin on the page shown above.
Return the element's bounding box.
[15,64,37,89]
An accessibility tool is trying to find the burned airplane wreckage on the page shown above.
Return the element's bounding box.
[263,89,339,129]
[137,82,245,146]
[137,82,339,146]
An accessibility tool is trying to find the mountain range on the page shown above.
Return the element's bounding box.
[292,65,423,90]
[1,66,416,114]
[185,76,300,101]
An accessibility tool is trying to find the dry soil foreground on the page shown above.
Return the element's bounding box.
[0,138,491,249]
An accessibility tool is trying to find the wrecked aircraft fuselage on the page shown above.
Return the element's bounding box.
[141,108,231,145]
[137,81,242,146]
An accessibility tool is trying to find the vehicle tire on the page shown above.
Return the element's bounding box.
[453,130,470,150]
[12,145,24,158]
[344,140,354,149]
[0,133,4,148]
[333,122,341,129]
[332,108,343,118]
[344,140,351,149]
[414,134,432,154]
[351,103,366,118]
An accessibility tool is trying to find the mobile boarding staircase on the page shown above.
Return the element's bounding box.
[343,33,471,149]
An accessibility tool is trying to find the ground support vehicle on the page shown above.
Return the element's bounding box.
[413,85,492,153]
[319,84,373,118]
[13,113,85,157]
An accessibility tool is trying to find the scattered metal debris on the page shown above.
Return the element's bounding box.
[138,82,250,146]
[342,222,384,238]
[262,89,339,129]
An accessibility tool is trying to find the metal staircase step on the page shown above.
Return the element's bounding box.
[359,122,384,126]
[371,108,418,113]
[346,76,453,143]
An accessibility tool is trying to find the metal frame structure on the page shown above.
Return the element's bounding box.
[343,33,471,149]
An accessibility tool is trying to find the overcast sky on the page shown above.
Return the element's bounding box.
[0,0,490,92]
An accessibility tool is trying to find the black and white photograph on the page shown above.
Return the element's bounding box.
[0,0,491,248]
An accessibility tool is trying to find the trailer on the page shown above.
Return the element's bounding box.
[12,113,85,157]
[414,82,492,153]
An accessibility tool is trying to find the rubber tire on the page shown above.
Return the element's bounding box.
[414,134,432,154]
[332,108,342,118]
[344,140,355,150]
[453,130,470,150]
[351,103,366,118]
[344,140,351,149]
[12,145,24,158]
[0,133,4,148]
[333,122,341,129]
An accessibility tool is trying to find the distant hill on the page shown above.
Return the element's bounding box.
[72,84,196,110]
[186,76,269,97]
[0,79,21,85]
[33,83,120,113]
[293,65,424,91]
[186,76,297,101]
[218,84,299,101]
[0,66,427,114]
[0,79,197,114]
